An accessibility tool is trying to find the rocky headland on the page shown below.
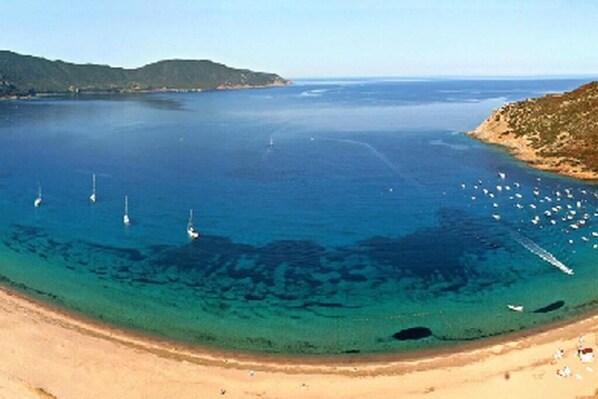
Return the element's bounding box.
[468,82,598,181]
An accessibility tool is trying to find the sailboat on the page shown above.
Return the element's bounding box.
[34,184,42,207]
[268,137,274,148]
[89,174,97,203]
[187,209,199,239]
[123,195,130,225]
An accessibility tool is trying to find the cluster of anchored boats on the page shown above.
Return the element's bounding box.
[460,171,598,313]
[461,172,597,250]
[33,174,200,240]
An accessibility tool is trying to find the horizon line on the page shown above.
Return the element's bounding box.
[289,74,598,81]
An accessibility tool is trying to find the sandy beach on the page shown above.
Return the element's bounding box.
[0,287,596,399]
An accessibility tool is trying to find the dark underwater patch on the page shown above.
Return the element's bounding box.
[393,327,433,341]
[84,242,146,262]
[2,205,513,318]
[533,300,565,313]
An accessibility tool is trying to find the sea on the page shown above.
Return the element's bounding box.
[0,78,596,355]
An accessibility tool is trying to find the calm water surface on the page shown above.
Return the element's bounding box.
[0,78,596,355]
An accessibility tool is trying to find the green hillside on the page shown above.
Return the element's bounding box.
[0,50,289,96]
[469,81,598,179]
[493,82,598,174]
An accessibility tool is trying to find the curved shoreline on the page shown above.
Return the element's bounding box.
[4,275,597,363]
[0,81,291,101]
[467,124,598,182]
[1,285,597,398]
[467,91,598,182]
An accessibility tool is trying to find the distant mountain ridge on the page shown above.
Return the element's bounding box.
[468,81,598,180]
[0,50,289,96]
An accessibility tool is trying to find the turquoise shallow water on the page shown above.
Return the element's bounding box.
[0,78,596,355]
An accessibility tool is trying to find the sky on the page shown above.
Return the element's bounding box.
[2,0,598,78]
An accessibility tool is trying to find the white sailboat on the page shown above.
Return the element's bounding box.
[89,173,97,203]
[187,208,199,239]
[123,195,130,225]
[34,184,42,207]
[268,137,274,148]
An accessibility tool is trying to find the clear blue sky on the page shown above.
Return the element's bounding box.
[2,0,597,78]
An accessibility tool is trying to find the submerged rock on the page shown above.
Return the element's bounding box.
[533,300,565,313]
[393,327,433,341]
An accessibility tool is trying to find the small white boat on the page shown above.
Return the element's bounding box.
[507,304,524,312]
[123,195,130,225]
[268,137,274,148]
[498,172,506,180]
[34,184,42,207]
[492,214,501,221]
[89,173,97,203]
[187,209,199,239]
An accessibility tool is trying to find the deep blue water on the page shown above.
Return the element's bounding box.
[0,78,596,355]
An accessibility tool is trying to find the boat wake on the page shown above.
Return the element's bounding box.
[330,138,402,176]
[512,232,574,275]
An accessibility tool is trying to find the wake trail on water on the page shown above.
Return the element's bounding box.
[323,138,424,190]
[511,231,574,275]
[335,139,402,175]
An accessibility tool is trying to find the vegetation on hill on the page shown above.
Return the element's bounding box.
[469,81,598,180]
[0,50,289,97]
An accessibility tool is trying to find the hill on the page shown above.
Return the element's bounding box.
[0,50,289,96]
[468,82,598,180]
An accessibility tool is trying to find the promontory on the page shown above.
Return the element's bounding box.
[0,50,289,97]
[468,81,598,181]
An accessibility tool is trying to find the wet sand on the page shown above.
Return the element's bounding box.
[0,286,596,399]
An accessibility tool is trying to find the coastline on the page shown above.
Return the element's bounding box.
[1,285,596,398]
[467,106,598,182]
[0,81,291,101]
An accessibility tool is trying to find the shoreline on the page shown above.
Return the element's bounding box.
[467,101,598,182]
[3,277,596,365]
[467,127,598,182]
[0,81,291,101]
[1,285,597,398]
